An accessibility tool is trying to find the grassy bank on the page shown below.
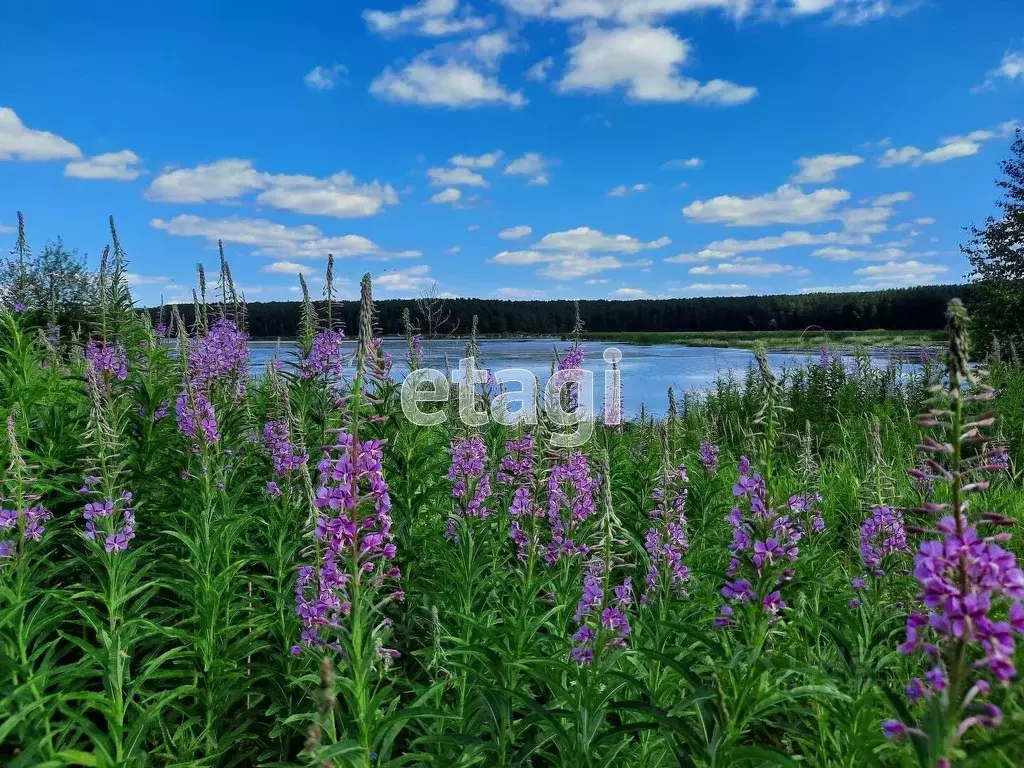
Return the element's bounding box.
[582,328,947,350]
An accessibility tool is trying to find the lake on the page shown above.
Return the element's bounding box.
[249,338,917,419]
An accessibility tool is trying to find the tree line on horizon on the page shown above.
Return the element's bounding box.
[152,283,976,338]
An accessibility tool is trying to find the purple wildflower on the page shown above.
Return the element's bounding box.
[644,465,690,599]
[859,506,910,574]
[544,452,597,566]
[447,435,491,520]
[301,328,346,381]
[699,442,719,476]
[263,419,308,477]
[570,563,632,665]
[295,430,398,654]
[84,340,128,392]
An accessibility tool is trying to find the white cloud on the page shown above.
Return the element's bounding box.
[914,216,936,226]
[430,187,463,204]
[147,159,264,202]
[147,160,398,217]
[973,50,1024,92]
[681,282,750,294]
[609,183,649,197]
[662,157,702,169]
[665,229,868,263]
[0,222,13,234]
[613,287,647,298]
[504,152,550,185]
[683,184,851,226]
[363,0,489,36]
[427,166,488,186]
[534,226,669,252]
[261,261,319,275]
[790,153,863,183]
[370,32,525,108]
[873,191,913,205]
[0,107,82,161]
[446,245,462,253]
[467,224,482,231]
[149,214,419,260]
[812,245,917,261]
[585,278,611,284]
[688,256,809,277]
[853,259,949,287]
[526,56,555,81]
[304,64,347,90]
[126,273,171,286]
[256,172,399,218]
[557,25,756,105]
[498,225,532,239]
[490,226,668,280]
[500,0,751,24]
[879,121,1020,167]
[376,264,436,293]
[450,150,503,168]
[65,150,142,181]
[496,286,546,298]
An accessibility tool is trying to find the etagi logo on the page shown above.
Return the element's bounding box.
[400,348,623,449]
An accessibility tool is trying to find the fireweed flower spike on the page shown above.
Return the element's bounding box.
[716,456,803,628]
[0,413,51,568]
[885,300,1024,761]
[498,435,540,561]
[545,451,598,566]
[699,441,719,476]
[447,434,492,523]
[644,427,690,603]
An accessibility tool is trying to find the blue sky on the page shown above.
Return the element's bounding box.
[0,1,1021,304]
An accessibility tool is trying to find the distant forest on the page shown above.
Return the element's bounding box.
[153,284,975,338]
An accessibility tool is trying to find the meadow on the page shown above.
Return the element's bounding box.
[1,252,1023,767]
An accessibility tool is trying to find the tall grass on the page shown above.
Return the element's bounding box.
[1,231,1023,767]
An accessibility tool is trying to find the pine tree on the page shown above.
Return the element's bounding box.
[963,128,1024,348]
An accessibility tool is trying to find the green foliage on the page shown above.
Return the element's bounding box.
[1,281,1023,768]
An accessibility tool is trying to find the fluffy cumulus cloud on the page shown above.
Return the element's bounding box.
[260,261,320,276]
[614,287,647,298]
[304,64,347,90]
[878,121,1020,167]
[496,286,546,298]
[65,150,142,181]
[430,187,463,204]
[504,152,550,185]
[790,153,863,183]
[370,32,525,108]
[682,282,750,294]
[450,150,503,168]
[662,157,702,169]
[501,0,917,24]
[682,184,851,226]
[534,226,669,252]
[526,56,555,81]
[973,50,1024,92]
[490,226,669,279]
[147,159,398,218]
[608,183,649,197]
[812,245,926,261]
[666,230,868,263]
[149,214,420,261]
[498,225,532,239]
[363,0,489,36]
[427,166,489,186]
[376,264,436,293]
[688,256,809,277]
[557,25,757,105]
[853,259,949,287]
[0,107,82,161]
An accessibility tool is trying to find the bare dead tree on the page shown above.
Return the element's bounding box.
[415,281,459,339]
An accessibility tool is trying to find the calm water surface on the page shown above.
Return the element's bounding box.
[249,338,915,418]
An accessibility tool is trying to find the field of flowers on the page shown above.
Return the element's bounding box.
[1,250,1023,767]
